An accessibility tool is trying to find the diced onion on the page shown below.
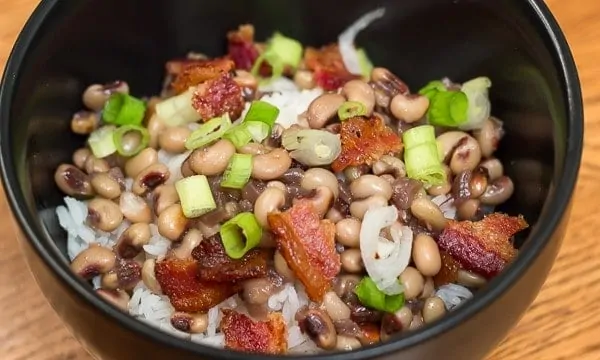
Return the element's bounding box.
[88,126,117,158]
[175,175,216,218]
[220,212,262,259]
[155,88,201,127]
[360,205,413,295]
[338,8,386,75]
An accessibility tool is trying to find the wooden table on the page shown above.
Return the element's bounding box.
[0,0,598,359]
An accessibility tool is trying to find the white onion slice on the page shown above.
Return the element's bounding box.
[338,8,386,75]
[359,205,414,295]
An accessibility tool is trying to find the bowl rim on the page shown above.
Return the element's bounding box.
[0,0,583,359]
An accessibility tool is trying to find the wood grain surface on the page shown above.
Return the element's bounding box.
[0,0,598,359]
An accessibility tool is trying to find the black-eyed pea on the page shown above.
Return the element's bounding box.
[72,148,92,170]
[301,168,339,198]
[436,132,482,174]
[115,222,151,259]
[370,67,409,108]
[335,218,361,248]
[147,114,166,149]
[274,250,294,281]
[54,164,94,198]
[171,229,203,259]
[412,233,442,277]
[87,198,123,232]
[410,197,448,232]
[71,245,116,279]
[422,296,446,324]
[479,158,504,181]
[335,336,362,351]
[132,163,170,196]
[158,126,191,154]
[119,192,152,223]
[390,93,429,123]
[142,259,162,293]
[82,81,129,112]
[171,312,209,334]
[350,174,393,201]
[342,80,376,116]
[296,307,336,350]
[252,148,292,181]
[189,139,235,176]
[399,266,424,300]
[294,70,316,90]
[473,117,504,158]
[307,93,346,129]
[125,148,159,179]
[157,203,188,241]
[101,271,119,290]
[326,208,344,224]
[294,186,334,218]
[254,187,286,229]
[85,155,110,175]
[340,248,363,273]
[91,172,122,199]
[153,184,179,216]
[71,111,99,135]
[322,291,351,321]
[420,277,435,299]
[457,269,487,288]
[480,176,514,206]
[350,195,388,220]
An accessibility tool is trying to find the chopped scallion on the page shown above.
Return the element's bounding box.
[243,101,280,129]
[88,126,117,158]
[338,101,368,120]
[113,125,150,157]
[221,153,253,189]
[155,88,201,127]
[282,128,342,166]
[427,90,468,127]
[185,114,232,150]
[220,212,262,259]
[267,32,303,70]
[102,93,146,126]
[251,51,284,84]
[223,124,253,148]
[402,125,445,186]
[175,175,216,218]
[354,276,405,313]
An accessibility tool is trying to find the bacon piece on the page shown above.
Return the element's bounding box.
[433,250,461,287]
[191,235,269,283]
[359,323,381,346]
[437,213,528,279]
[191,73,245,121]
[155,258,236,313]
[331,116,403,172]
[304,44,361,91]
[221,310,287,354]
[171,58,236,94]
[267,200,340,301]
[227,24,261,71]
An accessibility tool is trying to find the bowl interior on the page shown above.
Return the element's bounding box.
[0,0,577,356]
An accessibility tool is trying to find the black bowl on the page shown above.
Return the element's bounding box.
[0,0,583,359]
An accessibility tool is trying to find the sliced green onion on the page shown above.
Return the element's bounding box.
[155,88,201,127]
[354,276,405,313]
[427,90,468,127]
[251,51,284,84]
[102,93,146,126]
[219,212,262,259]
[175,175,216,218]
[267,32,303,70]
[338,101,367,120]
[282,128,341,166]
[459,77,492,131]
[185,114,232,150]
[243,100,280,129]
[88,126,117,158]
[356,48,374,79]
[113,125,150,157]
[402,125,445,186]
[418,80,447,99]
[244,121,271,143]
[223,124,253,148]
[221,153,253,189]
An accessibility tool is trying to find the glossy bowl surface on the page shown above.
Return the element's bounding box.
[0,0,583,359]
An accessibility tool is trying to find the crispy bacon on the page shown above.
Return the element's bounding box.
[227,24,261,71]
[192,73,245,121]
[155,258,236,313]
[437,213,528,279]
[304,44,361,91]
[267,200,340,301]
[191,235,269,283]
[433,250,461,287]
[171,58,236,94]
[331,116,403,172]
[359,323,381,346]
[221,310,287,354]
